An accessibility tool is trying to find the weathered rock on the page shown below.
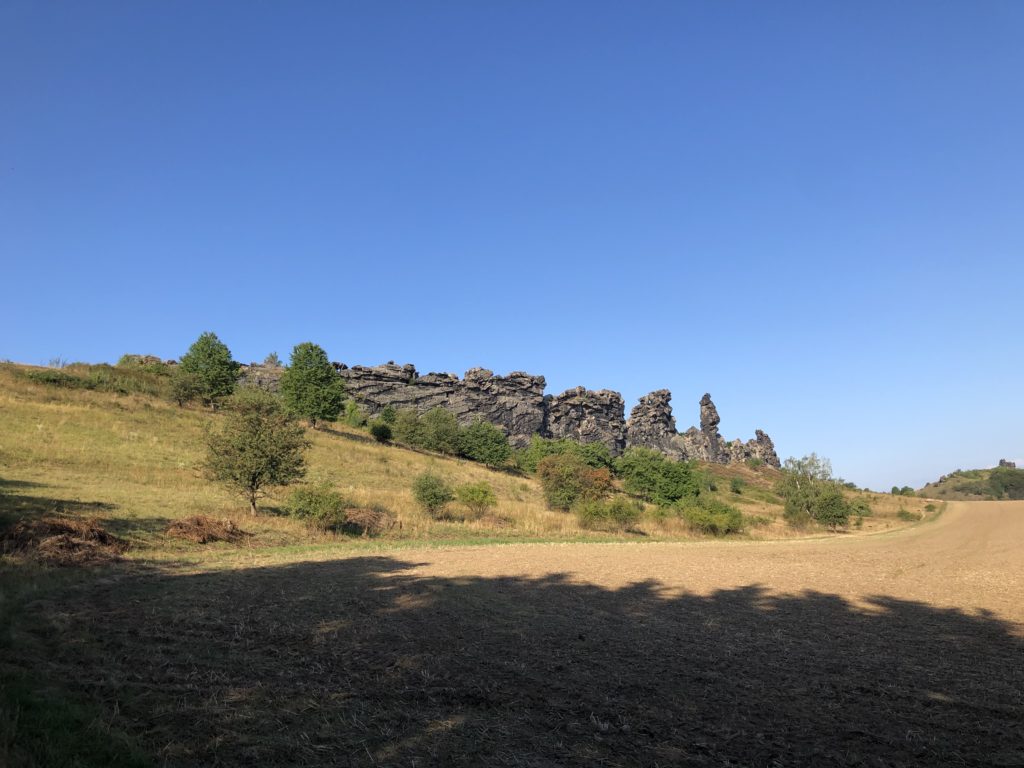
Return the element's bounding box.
[239,363,285,392]
[999,459,1017,469]
[627,391,780,467]
[625,390,684,458]
[335,363,546,448]
[237,359,779,465]
[545,387,626,453]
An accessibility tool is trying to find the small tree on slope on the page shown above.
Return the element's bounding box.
[279,342,346,428]
[177,331,240,406]
[203,388,309,514]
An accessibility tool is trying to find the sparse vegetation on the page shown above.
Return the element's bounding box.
[574,496,641,531]
[202,388,310,514]
[455,481,498,518]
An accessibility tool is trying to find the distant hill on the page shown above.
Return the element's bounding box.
[919,462,1024,500]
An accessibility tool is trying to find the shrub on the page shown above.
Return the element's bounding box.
[537,453,613,511]
[458,420,512,468]
[286,484,349,531]
[279,342,346,428]
[455,482,498,518]
[679,497,744,536]
[990,466,1024,499]
[379,405,398,425]
[178,331,240,406]
[412,473,455,517]
[574,497,642,532]
[171,370,204,406]
[391,408,423,444]
[849,497,873,517]
[344,399,368,427]
[730,478,744,494]
[369,420,392,443]
[897,508,922,522]
[418,408,461,455]
[746,457,765,469]
[263,352,282,367]
[515,436,612,473]
[341,504,396,537]
[814,487,851,530]
[614,447,698,506]
[203,388,309,514]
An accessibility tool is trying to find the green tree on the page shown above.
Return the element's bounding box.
[202,388,309,515]
[279,342,346,428]
[776,453,851,530]
[516,436,612,473]
[614,447,698,505]
[369,419,392,443]
[177,331,240,406]
[458,420,512,468]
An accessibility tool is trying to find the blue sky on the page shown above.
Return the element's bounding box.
[2,2,1022,489]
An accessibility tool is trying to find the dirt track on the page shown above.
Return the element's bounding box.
[398,500,1024,622]
[20,501,1024,766]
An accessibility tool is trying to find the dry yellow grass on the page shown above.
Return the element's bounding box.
[0,363,932,560]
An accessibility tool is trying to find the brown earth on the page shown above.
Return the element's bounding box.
[13,501,1024,766]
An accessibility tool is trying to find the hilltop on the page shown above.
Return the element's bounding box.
[919,460,1024,501]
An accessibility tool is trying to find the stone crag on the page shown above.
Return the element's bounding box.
[241,360,780,466]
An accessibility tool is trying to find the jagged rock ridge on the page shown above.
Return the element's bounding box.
[241,360,779,466]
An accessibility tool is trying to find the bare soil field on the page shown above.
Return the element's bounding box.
[5,501,1023,766]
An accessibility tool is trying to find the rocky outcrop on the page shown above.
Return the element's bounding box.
[999,459,1017,469]
[333,363,547,447]
[544,387,626,453]
[626,390,780,467]
[240,359,778,465]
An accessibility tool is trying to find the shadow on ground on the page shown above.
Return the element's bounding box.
[6,555,1024,767]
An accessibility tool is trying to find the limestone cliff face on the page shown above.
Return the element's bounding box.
[239,360,779,466]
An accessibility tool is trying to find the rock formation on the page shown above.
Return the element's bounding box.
[999,459,1017,469]
[544,387,626,453]
[626,390,780,467]
[240,359,779,466]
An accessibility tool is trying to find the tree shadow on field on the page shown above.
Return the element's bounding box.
[12,556,1024,767]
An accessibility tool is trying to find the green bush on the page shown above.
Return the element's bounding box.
[344,399,368,427]
[285,483,350,531]
[418,408,461,455]
[515,436,612,473]
[990,466,1024,499]
[574,496,642,532]
[379,405,398,425]
[412,473,455,517]
[730,478,744,494]
[849,496,873,517]
[391,408,423,444]
[678,497,744,536]
[455,482,498,518]
[369,420,392,443]
[614,447,698,505]
[458,420,512,468]
[537,453,613,511]
[814,487,851,530]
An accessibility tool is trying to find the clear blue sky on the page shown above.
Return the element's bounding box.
[2,2,1022,490]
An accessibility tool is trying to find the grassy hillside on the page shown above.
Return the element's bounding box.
[0,362,931,562]
[919,465,1024,501]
